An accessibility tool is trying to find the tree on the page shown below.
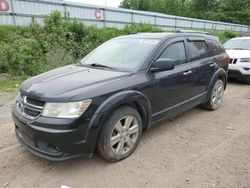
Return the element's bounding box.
[120,0,140,9]
[119,0,250,25]
[186,0,220,18]
[216,0,250,25]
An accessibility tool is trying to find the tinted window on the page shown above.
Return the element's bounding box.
[160,42,187,66]
[188,41,209,61]
[207,40,224,55]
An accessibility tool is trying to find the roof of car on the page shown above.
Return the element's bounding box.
[117,32,219,41]
[229,37,250,40]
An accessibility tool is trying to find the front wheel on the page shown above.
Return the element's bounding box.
[203,79,224,111]
[244,76,250,84]
[97,106,143,162]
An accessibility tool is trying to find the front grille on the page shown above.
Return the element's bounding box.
[24,107,41,117]
[16,94,45,119]
[26,97,45,107]
[229,58,238,64]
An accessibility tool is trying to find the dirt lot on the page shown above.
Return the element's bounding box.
[0,82,250,188]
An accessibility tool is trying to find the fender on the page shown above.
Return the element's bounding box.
[82,90,152,154]
[93,90,152,130]
[206,68,227,100]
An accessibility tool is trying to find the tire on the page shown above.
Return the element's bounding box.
[245,76,250,84]
[97,106,143,162]
[202,79,224,111]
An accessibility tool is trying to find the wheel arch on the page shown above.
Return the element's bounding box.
[94,90,152,131]
[84,90,152,155]
[206,68,227,100]
[114,100,149,131]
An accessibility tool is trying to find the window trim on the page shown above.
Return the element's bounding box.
[207,39,224,56]
[155,39,188,67]
[186,40,210,62]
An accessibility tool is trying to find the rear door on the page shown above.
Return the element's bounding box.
[186,37,218,98]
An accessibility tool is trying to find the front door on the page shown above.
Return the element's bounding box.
[152,39,193,120]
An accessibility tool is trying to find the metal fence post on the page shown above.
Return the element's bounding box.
[174,17,177,31]
[103,7,106,28]
[63,3,67,19]
[9,0,15,25]
[154,15,156,26]
[131,11,133,24]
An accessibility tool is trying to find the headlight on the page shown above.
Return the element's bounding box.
[239,58,250,63]
[42,99,92,118]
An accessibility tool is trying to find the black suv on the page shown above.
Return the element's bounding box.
[12,32,229,162]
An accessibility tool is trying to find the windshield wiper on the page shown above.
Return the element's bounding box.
[89,63,115,70]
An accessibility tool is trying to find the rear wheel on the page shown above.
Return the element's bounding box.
[203,79,224,111]
[97,106,142,162]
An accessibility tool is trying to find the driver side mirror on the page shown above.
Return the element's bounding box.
[150,58,175,72]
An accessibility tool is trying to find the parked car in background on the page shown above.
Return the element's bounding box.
[224,37,250,84]
[12,32,229,162]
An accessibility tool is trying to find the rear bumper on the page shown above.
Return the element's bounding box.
[12,107,96,161]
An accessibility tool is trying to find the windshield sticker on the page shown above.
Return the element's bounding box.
[138,39,159,45]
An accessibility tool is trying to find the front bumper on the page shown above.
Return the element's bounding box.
[228,63,250,76]
[12,107,97,161]
[228,69,250,83]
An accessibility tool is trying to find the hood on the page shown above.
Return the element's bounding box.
[225,49,250,59]
[20,64,132,102]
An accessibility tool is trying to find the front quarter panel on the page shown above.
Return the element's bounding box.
[83,90,152,155]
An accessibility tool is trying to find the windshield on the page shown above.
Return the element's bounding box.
[224,38,250,50]
[81,38,160,71]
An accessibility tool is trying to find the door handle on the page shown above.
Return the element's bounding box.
[210,62,217,67]
[183,70,192,75]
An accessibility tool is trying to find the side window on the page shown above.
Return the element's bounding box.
[207,40,224,55]
[160,41,187,66]
[188,41,209,61]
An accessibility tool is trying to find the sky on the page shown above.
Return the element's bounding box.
[66,0,122,7]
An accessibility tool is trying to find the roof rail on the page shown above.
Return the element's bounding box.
[175,30,210,35]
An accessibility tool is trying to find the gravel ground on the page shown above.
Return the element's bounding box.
[0,81,250,188]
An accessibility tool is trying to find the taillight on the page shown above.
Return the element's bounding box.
[223,54,231,64]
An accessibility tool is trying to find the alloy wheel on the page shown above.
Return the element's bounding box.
[211,80,224,109]
[110,115,139,155]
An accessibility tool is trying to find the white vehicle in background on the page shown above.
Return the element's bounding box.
[224,37,250,84]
